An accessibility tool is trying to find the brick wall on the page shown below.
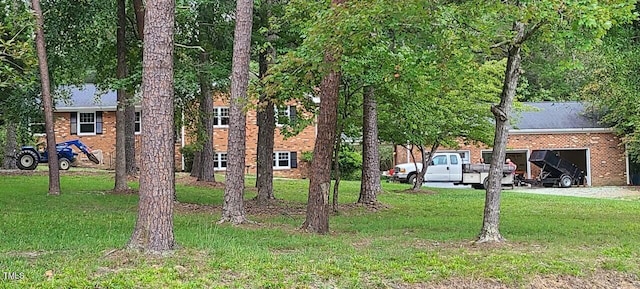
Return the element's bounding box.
[53,111,166,170]
[394,132,627,186]
[209,97,316,179]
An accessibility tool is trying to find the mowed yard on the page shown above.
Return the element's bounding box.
[0,171,639,288]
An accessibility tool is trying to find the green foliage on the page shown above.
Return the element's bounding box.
[0,125,5,164]
[179,144,200,172]
[276,0,502,154]
[334,145,362,181]
[0,0,36,87]
[379,144,394,171]
[580,25,640,163]
[300,150,313,163]
[1,172,640,287]
[0,0,40,128]
[42,0,119,85]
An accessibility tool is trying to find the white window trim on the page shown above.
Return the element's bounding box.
[275,106,291,127]
[77,111,97,136]
[214,107,230,128]
[214,152,228,171]
[29,122,46,136]
[135,111,141,135]
[273,151,291,170]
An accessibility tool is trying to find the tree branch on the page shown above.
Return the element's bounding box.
[520,20,546,44]
[490,40,510,49]
[126,15,139,40]
[174,43,205,52]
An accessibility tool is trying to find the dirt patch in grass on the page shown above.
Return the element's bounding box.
[4,250,57,259]
[396,188,439,195]
[174,198,388,217]
[175,175,225,189]
[174,199,308,216]
[107,188,138,195]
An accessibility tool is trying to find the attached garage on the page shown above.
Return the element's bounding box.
[460,102,629,186]
[394,102,629,186]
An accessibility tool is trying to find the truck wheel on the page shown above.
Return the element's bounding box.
[16,150,38,170]
[59,158,71,170]
[483,177,489,190]
[559,175,572,188]
[407,174,416,184]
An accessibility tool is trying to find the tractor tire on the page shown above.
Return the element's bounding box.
[16,150,39,170]
[559,175,573,188]
[87,153,100,164]
[59,158,71,170]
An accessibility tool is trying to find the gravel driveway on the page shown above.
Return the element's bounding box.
[511,185,640,199]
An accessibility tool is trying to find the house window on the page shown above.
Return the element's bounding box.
[275,106,297,126]
[213,107,230,127]
[272,151,298,169]
[273,152,290,168]
[135,111,141,134]
[215,153,227,170]
[29,123,46,135]
[78,112,96,134]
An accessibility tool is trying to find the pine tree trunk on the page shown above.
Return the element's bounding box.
[220,0,254,224]
[255,95,276,203]
[302,0,346,234]
[2,121,18,169]
[358,86,380,205]
[198,52,216,182]
[127,0,144,176]
[128,0,176,253]
[255,34,276,204]
[477,21,525,244]
[190,151,201,177]
[32,0,60,195]
[114,0,129,192]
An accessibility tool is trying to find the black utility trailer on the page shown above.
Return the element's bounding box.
[528,150,585,188]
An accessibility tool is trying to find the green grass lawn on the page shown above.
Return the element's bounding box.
[0,171,639,288]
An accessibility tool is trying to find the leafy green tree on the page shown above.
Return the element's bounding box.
[174,0,234,182]
[476,0,636,244]
[1,0,37,169]
[301,0,346,234]
[581,25,640,164]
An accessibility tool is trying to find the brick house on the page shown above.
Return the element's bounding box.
[51,84,316,178]
[394,102,630,186]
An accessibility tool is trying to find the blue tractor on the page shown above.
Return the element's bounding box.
[16,139,100,170]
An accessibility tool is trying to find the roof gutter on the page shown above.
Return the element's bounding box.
[508,128,613,135]
[54,105,142,112]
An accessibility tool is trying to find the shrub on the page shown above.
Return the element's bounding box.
[180,144,199,172]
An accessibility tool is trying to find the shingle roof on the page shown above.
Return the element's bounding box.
[54,84,120,111]
[512,102,606,130]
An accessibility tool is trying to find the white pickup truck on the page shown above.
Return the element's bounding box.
[391,152,514,189]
